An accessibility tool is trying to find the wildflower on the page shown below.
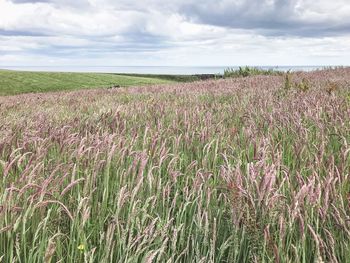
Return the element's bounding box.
[77,244,85,251]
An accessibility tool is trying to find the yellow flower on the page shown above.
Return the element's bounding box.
[77,244,85,251]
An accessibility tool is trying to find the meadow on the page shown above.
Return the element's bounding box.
[0,70,175,96]
[0,68,350,262]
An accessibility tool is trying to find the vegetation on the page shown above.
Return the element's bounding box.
[224,66,282,78]
[116,73,203,82]
[0,68,350,262]
[0,70,174,96]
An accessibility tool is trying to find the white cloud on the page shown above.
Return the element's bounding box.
[0,0,350,67]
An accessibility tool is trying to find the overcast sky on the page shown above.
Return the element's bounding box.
[0,0,350,67]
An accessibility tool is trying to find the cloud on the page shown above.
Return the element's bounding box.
[4,0,350,37]
[179,0,350,37]
[0,0,350,67]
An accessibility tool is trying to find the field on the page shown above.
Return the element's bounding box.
[0,70,175,96]
[0,68,350,262]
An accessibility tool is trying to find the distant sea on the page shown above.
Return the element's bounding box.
[0,66,340,75]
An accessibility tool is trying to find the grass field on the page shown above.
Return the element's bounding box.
[0,68,350,262]
[0,70,175,96]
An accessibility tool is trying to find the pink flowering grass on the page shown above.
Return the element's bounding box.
[0,68,349,262]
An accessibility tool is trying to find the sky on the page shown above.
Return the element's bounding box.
[0,0,350,67]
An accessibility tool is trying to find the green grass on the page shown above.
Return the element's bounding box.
[0,68,349,262]
[0,70,174,96]
[224,66,282,78]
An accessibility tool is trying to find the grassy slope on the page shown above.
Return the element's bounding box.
[0,69,349,262]
[0,70,174,96]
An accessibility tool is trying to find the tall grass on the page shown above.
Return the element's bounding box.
[0,68,350,262]
[224,66,282,78]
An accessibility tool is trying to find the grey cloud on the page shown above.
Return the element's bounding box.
[9,0,52,3]
[179,0,350,37]
[9,0,90,9]
[2,0,350,66]
[7,0,350,38]
[0,30,171,58]
[0,29,50,36]
[0,1,171,56]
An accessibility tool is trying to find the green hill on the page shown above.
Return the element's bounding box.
[0,70,174,96]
